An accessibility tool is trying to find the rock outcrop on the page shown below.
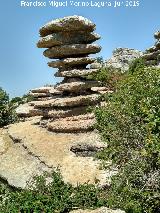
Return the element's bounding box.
[105,48,143,72]
[70,207,125,213]
[1,16,114,190]
[143,30,160,67]
[0,119,115,189]
[21,15,108,133]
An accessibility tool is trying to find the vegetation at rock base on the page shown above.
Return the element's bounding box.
[0,88,33,127]
[0,170,106,213]
[0,88,18,127]
[95,58,160,212]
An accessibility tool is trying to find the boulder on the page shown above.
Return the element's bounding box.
[43,44,101,59]
[37,32,100,48]
[48,57,95,69]
[39,15,96,37]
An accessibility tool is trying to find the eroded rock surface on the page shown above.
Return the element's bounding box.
[39,15,96,36]
[105,48,143,72]
[144,30,160,67]
[0,120,115,189]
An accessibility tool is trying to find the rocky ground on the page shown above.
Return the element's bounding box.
[0,117,117,189]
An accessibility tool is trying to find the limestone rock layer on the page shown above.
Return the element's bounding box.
[144,30,160,67]
[27,15,105,132]
[16,16,107,132]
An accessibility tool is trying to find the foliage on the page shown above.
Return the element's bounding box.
[11,94,34,106]
[0,170,106,213]
[0,88,18,127]
[87,66,124,91]
[95,61,160,212]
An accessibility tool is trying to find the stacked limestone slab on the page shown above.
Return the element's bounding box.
[29,86,62,101]
[33,15,108,133]
[144,31,160,67]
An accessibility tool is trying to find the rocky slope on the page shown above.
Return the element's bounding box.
[105,48,143,72]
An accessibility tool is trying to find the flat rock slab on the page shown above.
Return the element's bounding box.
[31,86,53,93]
[43,44,101,59]
[48,57,95,69]
[55,81,99,92]
[43,106,88,118]
[2,121,113,188]
[55,69,98,77]
[34,94,100,108]
[143,50,160,60]
[37,32,100,48]
[0,129,48,188]
[70,207,125,213]
[39,15,95,37]
[29,92,51,98]
[47,113,95,133]
[16,103,43,117]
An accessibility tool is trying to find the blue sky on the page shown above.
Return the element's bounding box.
[0,0,160,98]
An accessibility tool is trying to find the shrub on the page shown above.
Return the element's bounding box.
[0,88,18,127]
[0,170,106,213]
[95,62,160,212]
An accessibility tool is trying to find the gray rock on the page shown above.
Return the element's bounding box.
[34,94,100,108]
[39,15,96,37]
[37,32,100,48]
[105,48,143,72]
[43,44,101,59]
[43,106,88,118]
[0,130,48,189]
[31,86,53,93]
[154,31,160,39]
[55,69,98,77]
[15,103,43,117]
[5,121,111,187]
[48,57,95,69]
[29,92,51,98]
[143,50,160,60]
[47,113,95,133]
[90,62,102,69]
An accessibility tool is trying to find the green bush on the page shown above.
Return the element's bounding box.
[95,61,160,212]
[0,88,18,127]
[0,170,106,213]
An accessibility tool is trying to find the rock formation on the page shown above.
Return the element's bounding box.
[105,48,143,72]
[18,15,108,133]
[16,15,109,130]
[143,31,160,67]
[1,16,114,190]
